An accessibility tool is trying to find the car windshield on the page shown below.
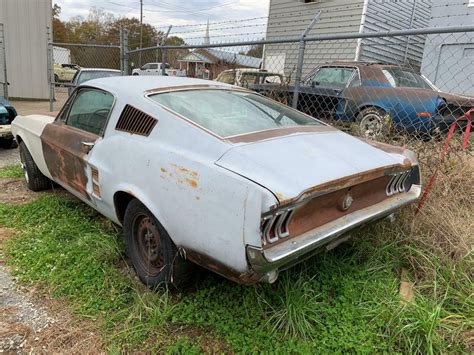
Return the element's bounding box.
[311,67,355,87]
[150,89,321,137]
[382,68,432,89]
[77,70,121,85]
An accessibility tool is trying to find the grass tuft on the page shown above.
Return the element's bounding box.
[0,164,23,178]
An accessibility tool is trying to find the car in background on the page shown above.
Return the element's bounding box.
[253,62,474,138]
[132,62,186,77]
[68,68,121,95]
[216,69,285,88]
[12,76,421,288]
[0,96,18,149]
[54,63,80,83]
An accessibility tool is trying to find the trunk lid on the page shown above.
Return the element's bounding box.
[216,131,405,203]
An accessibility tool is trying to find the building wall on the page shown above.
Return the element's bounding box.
[264,0,365,80]
[421,0,474,96]
[0,0,52,99]
[359,0,432,68]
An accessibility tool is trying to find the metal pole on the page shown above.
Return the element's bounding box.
[403,0,418,63]
[0,24,8,99]
[139,0,143,67]
[47,26,54,112]
[120,26,124,75]
[123,28,129,76]
[161,25,172,76]
[131,25,474,53]
[292,11,321,109]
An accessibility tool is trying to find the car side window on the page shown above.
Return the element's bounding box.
[65,89,114,136]
[217,72,236,84]
[149,64,158,70]
[312,67,355,87]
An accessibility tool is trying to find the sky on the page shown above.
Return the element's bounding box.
[54,0,270,43]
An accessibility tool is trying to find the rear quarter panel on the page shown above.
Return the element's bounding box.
[88,98,276,275]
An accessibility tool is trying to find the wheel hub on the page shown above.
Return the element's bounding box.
[359,113,384,138]
[134,215,164,276]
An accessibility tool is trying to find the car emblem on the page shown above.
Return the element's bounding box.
[339,192,354,211]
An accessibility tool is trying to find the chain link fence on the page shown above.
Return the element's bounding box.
[48,22,474,183]
[50,42,121,110]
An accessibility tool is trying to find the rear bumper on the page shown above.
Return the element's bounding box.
[0,126,13,139]
[247,185,421,278]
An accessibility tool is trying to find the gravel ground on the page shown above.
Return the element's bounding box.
[0,147,19,169]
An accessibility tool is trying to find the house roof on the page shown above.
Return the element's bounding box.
[179,48,261,69]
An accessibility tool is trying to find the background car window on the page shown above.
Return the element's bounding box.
[312,67,355,87]
[216,72,236,84]
[149,64,158,70]
[382,68,432,89]
[76,71,121,85]
[151,89,321,137]
[66,89,114,135]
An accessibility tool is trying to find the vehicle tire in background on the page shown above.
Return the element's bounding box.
[19,142,51,191]
[132,73,139,76]
[0,138,17,149]
[123,199,192,289]
[356,107,391,139]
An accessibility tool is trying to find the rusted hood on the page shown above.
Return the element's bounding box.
[216,131,405,203]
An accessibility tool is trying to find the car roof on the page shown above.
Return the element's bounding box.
[79,68,121,72]
[85,76,236,95]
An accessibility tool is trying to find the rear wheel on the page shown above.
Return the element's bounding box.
[123,199,192,289]
[356,107,391,139]
[19,142,51,191]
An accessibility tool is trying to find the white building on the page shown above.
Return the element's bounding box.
[0,0,52,99]
[421,0,474,96]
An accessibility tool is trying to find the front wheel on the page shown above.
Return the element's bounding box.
[356,107,391,139]
[132,73,139,76]
[123,199,192,289]
[19,142,51,191]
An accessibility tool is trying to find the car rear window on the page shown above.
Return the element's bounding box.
[77,71,121,85]
[150,89,322,137]
[382,68,432,89]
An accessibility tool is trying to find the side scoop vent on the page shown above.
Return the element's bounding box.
[116,104,157,136]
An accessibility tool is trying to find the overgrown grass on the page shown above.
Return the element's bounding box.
[0,158,472,352]
[0,163,23,178]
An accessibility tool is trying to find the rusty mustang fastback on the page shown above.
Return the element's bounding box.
[12,76,421,287]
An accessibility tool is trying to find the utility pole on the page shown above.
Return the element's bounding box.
[139,0,143,66]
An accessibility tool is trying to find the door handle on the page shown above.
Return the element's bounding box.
[81,141,95,152]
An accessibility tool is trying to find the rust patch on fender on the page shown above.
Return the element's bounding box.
[41,122,97,200]
[185,178,198,189]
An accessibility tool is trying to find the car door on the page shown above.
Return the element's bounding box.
[40,88,114,202]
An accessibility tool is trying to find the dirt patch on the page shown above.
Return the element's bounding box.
[0,178,41,205]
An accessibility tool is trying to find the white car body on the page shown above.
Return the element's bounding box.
[132,63,186,77]
[12,76,421,285]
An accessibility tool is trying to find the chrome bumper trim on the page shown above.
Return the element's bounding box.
[247,185,421,274]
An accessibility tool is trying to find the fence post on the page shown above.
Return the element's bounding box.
[292,11,321,109]
[121,27,129,76]
[47,26,54,112]
[0,23,8,99]
[161,25,172,76]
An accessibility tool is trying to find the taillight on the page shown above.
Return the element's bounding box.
[261,208,295,245]
[386,168,414,196]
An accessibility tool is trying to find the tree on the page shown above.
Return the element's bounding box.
[245,43,264,58]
